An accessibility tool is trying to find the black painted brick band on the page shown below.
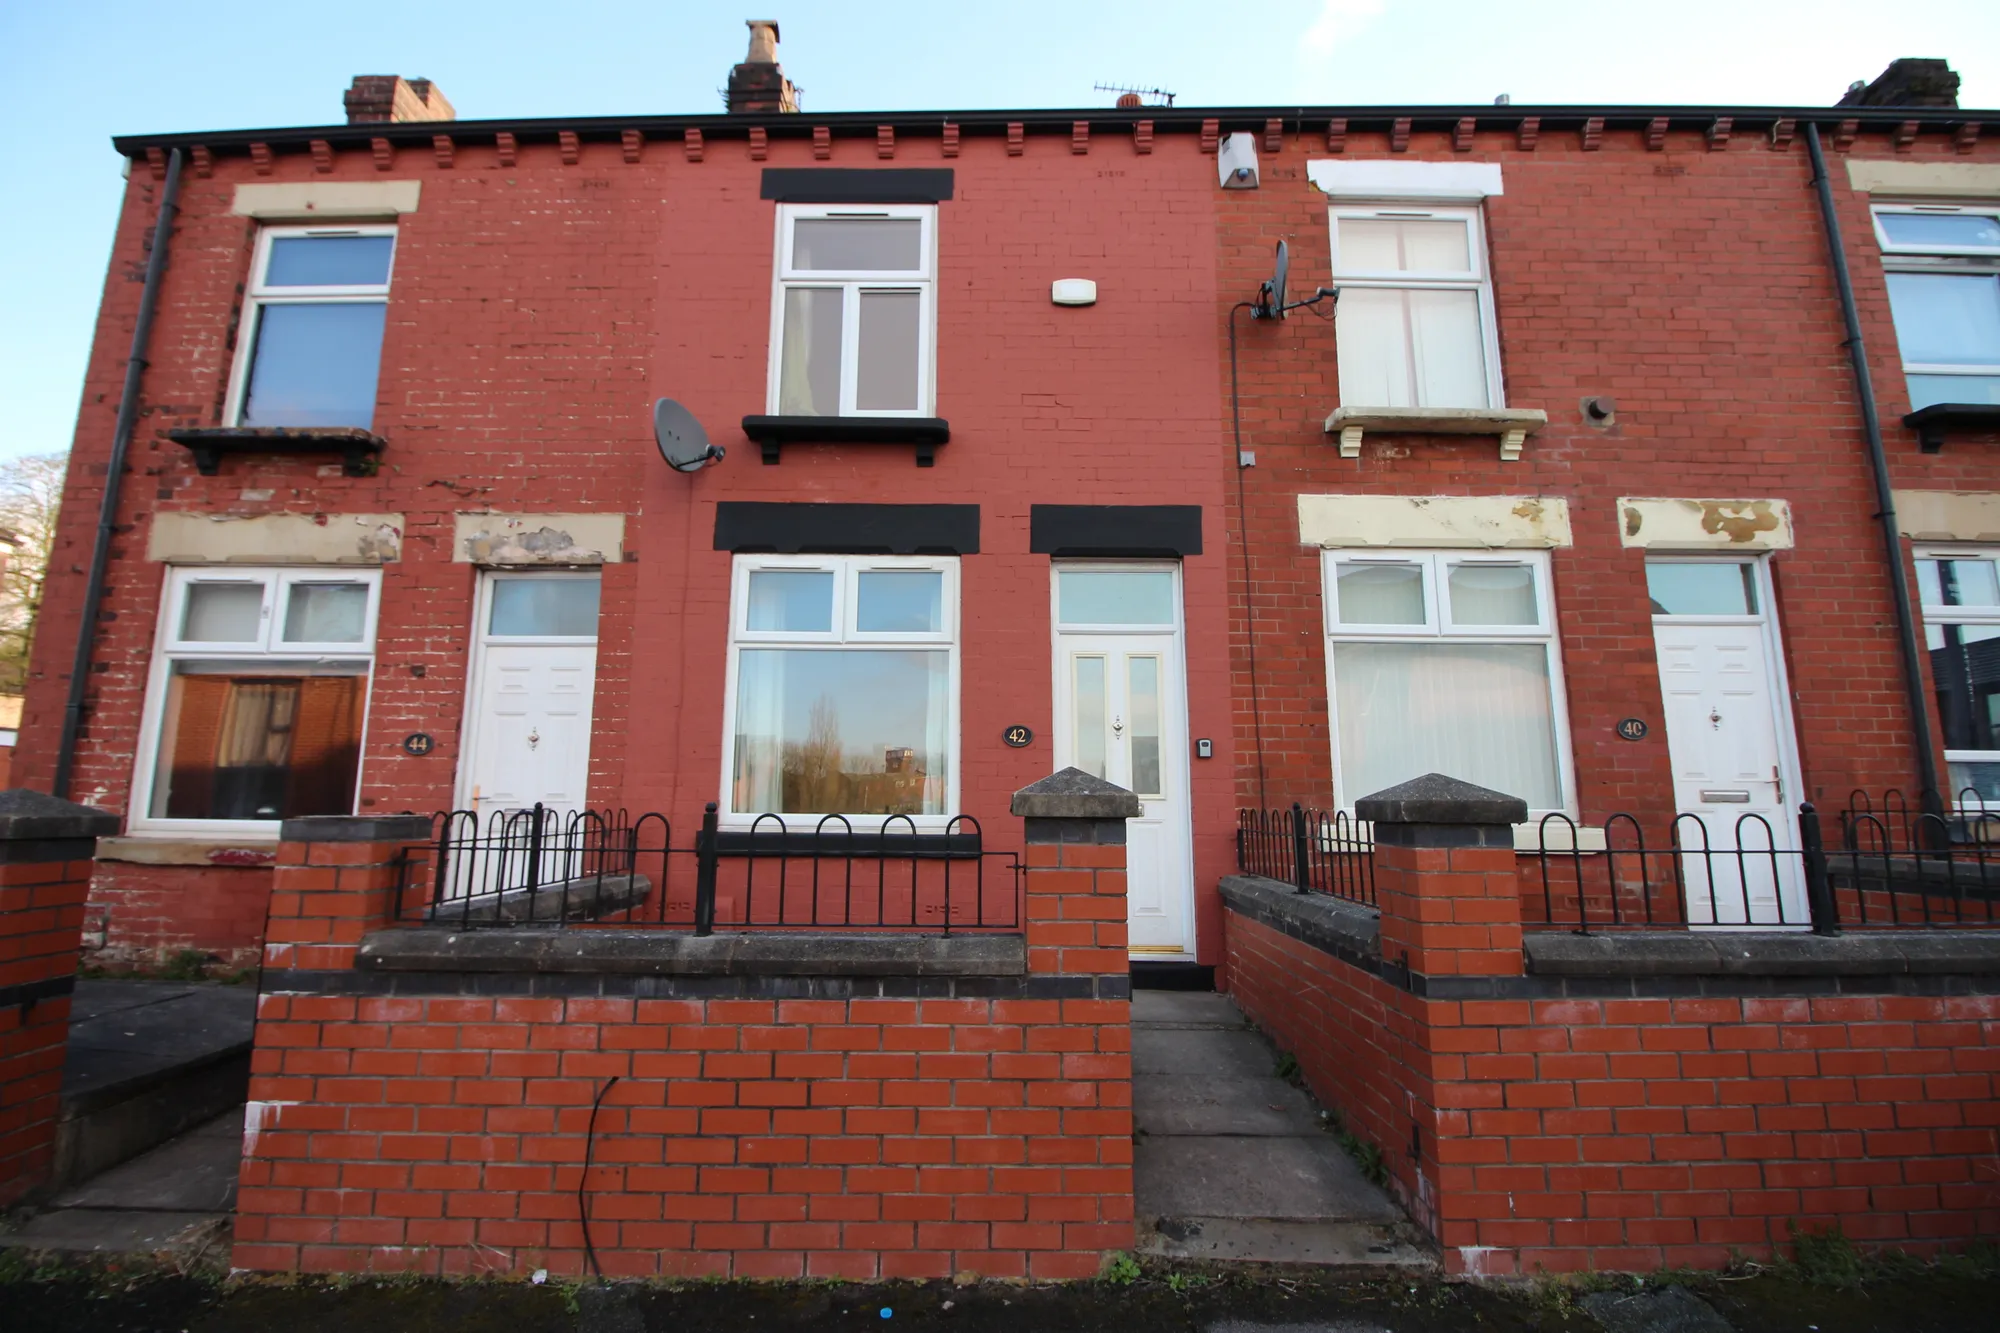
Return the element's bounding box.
[0,974,77,1011]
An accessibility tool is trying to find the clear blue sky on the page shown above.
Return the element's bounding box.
[2,0,1995,465]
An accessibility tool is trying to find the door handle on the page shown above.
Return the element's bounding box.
[1699,789,1751,803]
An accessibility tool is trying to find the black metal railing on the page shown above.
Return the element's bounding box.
[1235,804,1376,906]
[1530,796,1998,933]
[395,803,1021,935]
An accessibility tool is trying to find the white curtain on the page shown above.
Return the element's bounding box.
[921,651,949,813]
[1334,642,1560,808]
[733,650,787,813]
[1335,287,1488,410]
[778,287,841,415]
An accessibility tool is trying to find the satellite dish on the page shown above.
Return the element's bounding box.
[653,398,726,472]
[1256,240,1289,320]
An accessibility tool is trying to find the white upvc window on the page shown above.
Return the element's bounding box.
[767,204,936,417]
[1330,204,1503,411]
[721,554,959,825]
[1871,203,2000,410]
[130,567,382,836]
[1321,550,1573,817]
[1915,546,2000,803]
[226,225,397,429]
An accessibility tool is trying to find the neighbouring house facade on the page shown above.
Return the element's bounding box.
[1216,66,2000,921]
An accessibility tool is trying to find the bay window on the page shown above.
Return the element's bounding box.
[724,555,957,821]
[769,205,935,417]
[1916,548,2000,802]
[1322,550,1571,814]
[135,567,380,832]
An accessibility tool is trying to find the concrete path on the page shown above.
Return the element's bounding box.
[1132,990,1432,1268]
[55,980,254,1189]
[1,1107,241,1258]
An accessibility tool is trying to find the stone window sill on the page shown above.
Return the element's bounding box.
[96,836,278,868]
[167,426,386,477]
[1324,406,1549,461]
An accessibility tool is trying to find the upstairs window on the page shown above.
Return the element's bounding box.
[137,568,380,831]
[1331,205,1501,411]
[1916,547,2000,802]
[230,226,396,429]
[769,205,935,417]
[1873,204,2000,410]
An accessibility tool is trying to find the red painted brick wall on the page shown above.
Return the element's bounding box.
[19,123,1236,962]
[85,859,271,970]
[1214,123,2000,834]
[0,847,96,1207]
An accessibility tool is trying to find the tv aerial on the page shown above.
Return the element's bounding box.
[1093,82,1177,107]
[653,398,726,472]
[1252,240,1337,320]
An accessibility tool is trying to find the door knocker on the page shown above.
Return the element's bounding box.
[527,728,541,751]
[1708,709,1722,730]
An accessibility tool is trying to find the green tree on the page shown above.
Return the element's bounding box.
[0,452,65,696]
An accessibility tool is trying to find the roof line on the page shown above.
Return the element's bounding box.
[112,103,2000,157]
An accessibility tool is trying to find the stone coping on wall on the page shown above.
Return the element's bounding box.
[1218,874,1380,966]
[357,927,1027,977]
[1526,928,2000,978]
[1220,873,2000,998]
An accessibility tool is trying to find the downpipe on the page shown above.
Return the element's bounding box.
[1804,123,1944,815]
[53,147,183,799]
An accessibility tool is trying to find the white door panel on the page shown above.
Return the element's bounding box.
[1652,616,1802,926]
[467,643,598,816]
[1053,630,1193,955]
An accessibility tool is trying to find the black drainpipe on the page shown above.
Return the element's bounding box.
[1804,122,1943,810]
[53,148,183,800]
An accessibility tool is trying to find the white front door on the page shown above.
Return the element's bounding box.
[1051,565,1195,957]
[459,573,602,819]
[1648,558,1805,926]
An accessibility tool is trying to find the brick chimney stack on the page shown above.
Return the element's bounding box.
[726,20,799,113]
[1837,58,1960,108]
[344,76,457,125]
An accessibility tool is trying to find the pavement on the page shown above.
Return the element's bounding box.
[1131,990,1429,1268]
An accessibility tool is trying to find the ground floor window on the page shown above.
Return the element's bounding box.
[724,554,957,821]
[137,567,379,830]
[1916,547,2000,802]
[1321,549,1571,814]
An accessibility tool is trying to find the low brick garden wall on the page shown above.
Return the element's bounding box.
[232,775,1140,1279]
[1220,776,2000,1276]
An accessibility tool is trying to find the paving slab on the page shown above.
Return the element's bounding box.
[1132,990,1249,1029]
[1136,1134,1404,1223]
[1135,1074,1322,1137]
[52,1108,242,1212]
[1132,1025,1279,1079]
[63,981,256,1111]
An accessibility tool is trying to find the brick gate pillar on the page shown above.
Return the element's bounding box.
[1356,773,1528,980]
[0,790,118,1208]
[261,814,435,974]
[1010,767,1141,1272]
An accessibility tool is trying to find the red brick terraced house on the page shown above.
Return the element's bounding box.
[10,23,2000,1275]
[20,30,1239,975]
